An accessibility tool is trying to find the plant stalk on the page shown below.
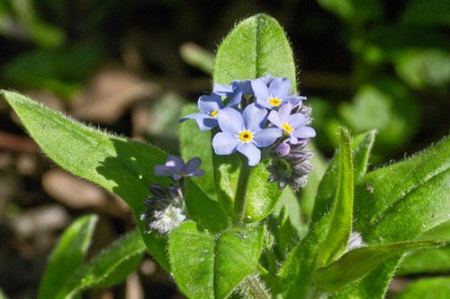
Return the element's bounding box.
[233,163,253,224]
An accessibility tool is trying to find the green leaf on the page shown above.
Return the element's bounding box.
[38,215,97,299]
[0,289,7,299]
[317,0,382,25]
[311,130,375,223]
[169,222,264,299]
[352,130,376,183]
[329,258,400,299]
[214,14,297,90]
[55,229,146,298]
[354,135,450,244]
[401,0,450,26]
[184,180,230,232]
[212,14,298,222]
[314,240,446,292]
[398,220,450,275]
[316,127,354,267]
[2,90,169,269]
[179,104,217,201]
[276,215,331,298]
[395,277,450,299]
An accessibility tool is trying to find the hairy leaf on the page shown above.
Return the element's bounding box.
[2,90,170,269]
[354,135,450,244]
[314,240,446,292]
[38,215,97,299]
[169,222,264,299]
[55,229,146,298]
[316,127,354,267]
[212,14,298,223]
[396,277,450,299]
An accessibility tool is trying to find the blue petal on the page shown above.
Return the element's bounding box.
[212,132,240,155]
[267,110,283,128]
[184,157,202,174]
[277,102,293,121]
[288,113,308,129]
[165,155,185,172]
[217,107,244,134]
[213,83,233,96]
[198,94,223,113]
[237,142,261,166]
[253,127,282,147]
[251,78,270,100]
[268,77,291,98]
[293,126,316,139]
[198,118,218,131]
[243,103,267,131]
[154,165,176,177]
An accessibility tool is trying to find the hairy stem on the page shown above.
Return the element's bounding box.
[241,275,271,299]
[233,163,253,224]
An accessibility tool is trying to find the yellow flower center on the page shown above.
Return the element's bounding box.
[239,130,253,142]
[269,97,282,107]
[282,123,293,133]
[209,110,219,117]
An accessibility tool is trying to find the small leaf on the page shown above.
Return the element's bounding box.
[395,277,450,299]
[354,134,450,244]
[38,215,98,299]
[169,222,264,299]
[214,14,297,90]
[55,229,146,298]
[316,127,354,267]
[2,90,169,269]
[314,240,446,292]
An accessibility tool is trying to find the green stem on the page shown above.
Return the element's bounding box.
[233,163,253,224]
[242,275,271,299]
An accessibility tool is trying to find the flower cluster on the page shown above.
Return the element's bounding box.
[180,74,316,190]
[141,155,204,234]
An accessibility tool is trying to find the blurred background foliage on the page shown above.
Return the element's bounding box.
[0,0,449,298]
[1,0,448,160]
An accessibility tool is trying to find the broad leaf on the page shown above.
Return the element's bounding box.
[38,215,97,299]
[55,229,146,298]
[214,13,297,90]
[314,240,446,292]
[354,135,450,244]
[316,127,354,267]
[2,90,169,269]
[212,14,298,223]
[396,277,450,299]
[169,222,264,299]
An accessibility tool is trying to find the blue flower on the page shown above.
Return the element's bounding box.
[214,79,253,107]
[212,104,282,166]
[268,102,316,144]
[154,155,205,180]
[251,76,305,109]
[179,93,225,130]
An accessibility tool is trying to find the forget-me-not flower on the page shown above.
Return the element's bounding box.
[212,104,282,166]
[268,102,316,144]
[214,79,253,105]
[251,77,305,109]
[154,155,205,180]
[179,93,225,130]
